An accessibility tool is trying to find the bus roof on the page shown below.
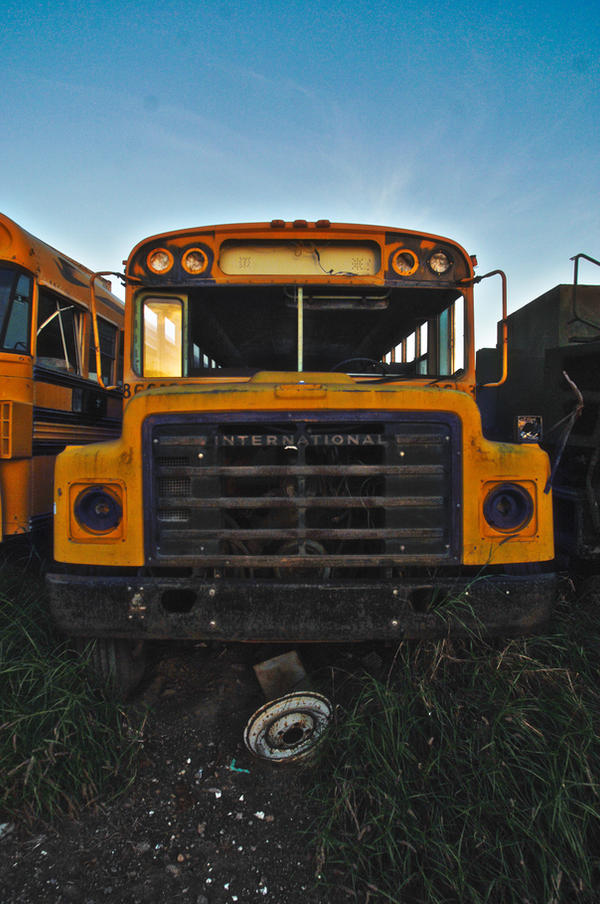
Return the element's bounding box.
[0,212,124,318]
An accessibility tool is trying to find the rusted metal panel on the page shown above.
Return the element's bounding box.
[47,572,557,642]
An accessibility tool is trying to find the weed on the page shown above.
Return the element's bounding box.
[311,592,600,903]
[0,559,141,821]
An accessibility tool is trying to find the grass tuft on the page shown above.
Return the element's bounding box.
[311,591,600,903]
[0,560,141,821]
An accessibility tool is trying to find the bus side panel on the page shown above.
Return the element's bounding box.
[31,455,55,524]
[0,458,32,537]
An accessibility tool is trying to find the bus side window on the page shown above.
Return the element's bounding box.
[142,298,184,377]
[2,274,32,351]
[88,317,118,384]
[116,330,124,384]
[429,299,464,376]
[36,289,84,374]
[416,324,428,374]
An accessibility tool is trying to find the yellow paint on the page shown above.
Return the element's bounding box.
[0,401,32,458]
[34,381,72,410]
[0,214,125,541]
[31,455,55,519]
[53,221,553,572]
[0,458,32,536]
[54,375,553,566]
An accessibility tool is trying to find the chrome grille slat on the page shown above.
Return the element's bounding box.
[155,464,444,477]
[157,495,445,509]
[158,527,445,540]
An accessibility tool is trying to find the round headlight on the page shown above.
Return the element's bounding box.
[75,486,123,533]
[182,248,208,274]
[391,249,419,277]
[483,483,533,532]
[428,251,452,274]
[147,248,173,273]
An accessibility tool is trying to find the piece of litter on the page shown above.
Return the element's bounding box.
[0,823,15,839]
[238,794,244,801]
[254,811,265,820]
[207,787,222,799]
[228,758,250,774]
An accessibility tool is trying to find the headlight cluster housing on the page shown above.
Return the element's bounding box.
[147,245,209,275]
[390,247,454,278]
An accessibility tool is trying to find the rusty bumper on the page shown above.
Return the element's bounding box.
[46,572,557,642]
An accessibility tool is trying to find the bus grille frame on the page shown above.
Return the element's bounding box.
[143,411,462,572]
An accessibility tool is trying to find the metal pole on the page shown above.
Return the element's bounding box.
[297,286,303,372]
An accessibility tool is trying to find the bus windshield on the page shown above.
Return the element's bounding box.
[0,267,32,353]
[138,284,465,379]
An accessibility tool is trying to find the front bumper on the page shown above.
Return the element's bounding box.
[46,572,557,641]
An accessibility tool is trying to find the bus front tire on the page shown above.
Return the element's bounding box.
[73,637,147,698]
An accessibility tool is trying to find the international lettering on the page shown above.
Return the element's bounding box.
[215,433,387,447]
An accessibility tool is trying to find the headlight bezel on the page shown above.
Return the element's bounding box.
[69,482,126,541]
[428,250,453,275]
[147,247,174,274]
[483,482,534,533]
[181,247,209,275]
[390,248,419,277]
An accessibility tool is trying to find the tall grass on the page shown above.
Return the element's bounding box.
[0,559,140,821]
[312,592,600,903]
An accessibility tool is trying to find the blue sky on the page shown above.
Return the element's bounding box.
[2,0,598,344]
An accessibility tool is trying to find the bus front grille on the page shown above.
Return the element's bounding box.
[146,414,461,574]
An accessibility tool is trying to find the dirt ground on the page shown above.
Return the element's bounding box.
[0,640,360,904]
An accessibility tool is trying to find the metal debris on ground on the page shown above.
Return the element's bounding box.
[245,650,333,763]
[253,650,308,699]
[244,691,332,763]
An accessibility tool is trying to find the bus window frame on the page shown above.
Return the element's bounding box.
[135,292,188,378]
[35,286,87,376]
[0,265,33,355]
[384,293,466,379]
[129,283,471,382]
[88,315,120,385]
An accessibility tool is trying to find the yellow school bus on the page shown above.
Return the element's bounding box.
[0,213,124,543]
[47,220,556,691]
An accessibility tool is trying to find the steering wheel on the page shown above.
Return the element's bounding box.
[331,357,384,373]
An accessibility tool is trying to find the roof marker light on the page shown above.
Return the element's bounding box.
[428,251,452,275]
[182,248,208,274]
[391,249,419,277]
[147,248,173,274]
